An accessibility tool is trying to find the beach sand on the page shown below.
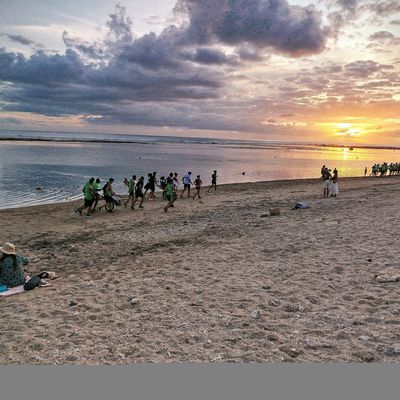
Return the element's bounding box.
[1,177,400,364]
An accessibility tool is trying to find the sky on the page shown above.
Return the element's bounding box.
[0,0,399,145]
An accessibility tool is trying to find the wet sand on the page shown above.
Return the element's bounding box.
[1,176,400,364]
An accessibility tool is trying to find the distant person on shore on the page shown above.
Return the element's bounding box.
[192,175,202,199]
[322,167,331,198]
[76,177,95,216]
[132,176,145,209]
[331,168,339,197]
[0,243,29,288]
[123,177,129,187]
[180,172,192,198]
[207,170,217,192]
[321,165,326,178]
[92,178,101,211]
[163,177,175,212]
[364,167,368,177]
[124,175,137,209]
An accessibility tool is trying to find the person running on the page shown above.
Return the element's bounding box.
[92,178,101,212]
[172,173,179,206]
[143,172,157,200]
[159,176,166,199]
[192,175,202,199]
[163,177,175,212]
[76,177,95,216]
[132,176,145,209]
[207,170,217,192]
[124,175,137,209]
[100,178,116,210]
[180,171,192,198]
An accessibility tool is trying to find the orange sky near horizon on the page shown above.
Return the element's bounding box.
[0,1,399,145]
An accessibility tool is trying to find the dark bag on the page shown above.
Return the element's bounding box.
[24,275,41,291]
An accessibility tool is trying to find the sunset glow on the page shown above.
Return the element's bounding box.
[0,0,399,145]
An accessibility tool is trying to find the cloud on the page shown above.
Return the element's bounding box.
[175,0,328,57]
[368,30,400,47]
[182,47,235,65]
[0,32,43,48]
[344,60,394,78]
[360,1,400,16]
[0,2,398,139]
[0,48,85,85]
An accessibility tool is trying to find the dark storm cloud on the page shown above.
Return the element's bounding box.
[0,48,85,85]
[182,47,233,65]
[175,0,328,56]
[117,31,183,70]
[0,1,335,133]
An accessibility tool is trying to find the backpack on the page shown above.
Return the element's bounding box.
[23,275,42,290]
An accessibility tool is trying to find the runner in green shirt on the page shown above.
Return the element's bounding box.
[76,177,95,216]
[163,177,175,212]
[92,178,101,211]
[123,175,137,209]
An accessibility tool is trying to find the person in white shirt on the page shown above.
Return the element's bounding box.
[180,172,192,198]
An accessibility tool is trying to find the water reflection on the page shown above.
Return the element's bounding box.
[0,140,398,209]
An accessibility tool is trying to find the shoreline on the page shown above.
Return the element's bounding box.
[0,175,380,212]
[2,136,400,150]
[2,176,400,363]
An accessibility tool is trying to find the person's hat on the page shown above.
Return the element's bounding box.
[109,178,115,182]
[0,243,16,255]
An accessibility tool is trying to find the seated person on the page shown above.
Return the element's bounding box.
[102,178,115,203]
[0,243,29,288]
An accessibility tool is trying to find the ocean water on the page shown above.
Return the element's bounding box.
[0,131,399,209]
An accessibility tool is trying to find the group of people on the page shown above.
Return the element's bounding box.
[369,162,400,177]
[76,170,218,216]
[75,177,117,216]
[321,165,339,198]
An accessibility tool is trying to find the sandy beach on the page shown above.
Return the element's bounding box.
[1,176,400,364]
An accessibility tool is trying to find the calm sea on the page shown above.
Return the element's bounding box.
[0,131,399,209]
